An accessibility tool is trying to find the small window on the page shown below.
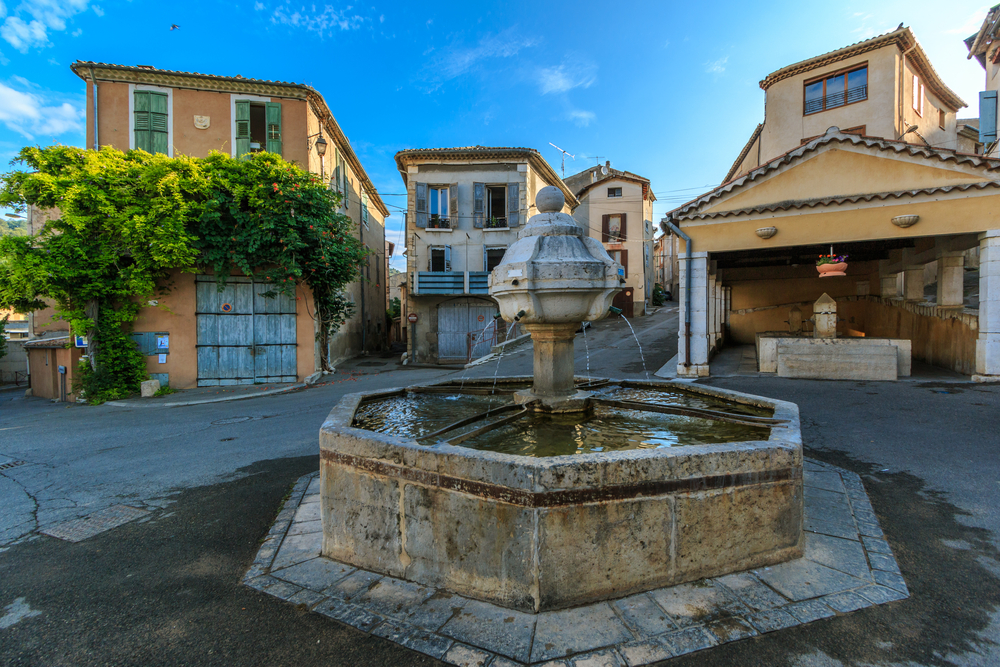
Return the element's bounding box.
[912,74,924,116]
[485,247,507,272]
[428,246,451,272]
[429,186,449,228]
[804,65,868,115]
[939,109,946,129]
[608,214,623,241]
[486,186,507,228]
[608,187,622,198]
[362,193,370,228]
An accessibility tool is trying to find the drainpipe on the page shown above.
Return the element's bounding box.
[89,67,99,149]
[665,220,692,369]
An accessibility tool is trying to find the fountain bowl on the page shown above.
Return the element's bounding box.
[319,377,803,613]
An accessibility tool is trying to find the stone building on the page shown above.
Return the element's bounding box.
[24,62,390,398]
[664,26,1000,382]
[563,163,656,316]
[394,146,578,364]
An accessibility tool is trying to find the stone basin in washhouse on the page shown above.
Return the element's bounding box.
[319,377,803,613]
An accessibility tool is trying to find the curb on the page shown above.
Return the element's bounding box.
[104,383,307,408]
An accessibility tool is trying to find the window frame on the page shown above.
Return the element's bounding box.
[130,84,173,157]
[485,185,508,229]
[428,186,450,228]
[484,246,508,272]
[912,74,925,117]
[802,63,869,116]
[608,187,623,198]
[428,245,452,272]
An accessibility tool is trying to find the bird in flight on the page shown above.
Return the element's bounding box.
[170,24,180,30]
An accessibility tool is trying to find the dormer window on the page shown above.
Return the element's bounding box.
[804,65,868,115]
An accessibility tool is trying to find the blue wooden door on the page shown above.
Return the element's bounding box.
[196,275,297,386]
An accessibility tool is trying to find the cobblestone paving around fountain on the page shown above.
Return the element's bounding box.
[245,459,907,666]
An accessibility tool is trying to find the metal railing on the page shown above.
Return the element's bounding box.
[805,85,867,115]
[427,216,452,229]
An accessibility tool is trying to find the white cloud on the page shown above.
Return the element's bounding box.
[71,27,81,36]
[568,109,595,127]
[422,26,538,90]
[947,6,988,34]
[705,56,727,75]
[1,0,89,52]
[379,14,384,23]
[270,4,367,34]
[254,1,264,10]
[536,61,596,95]
[1,17,48,51]
[0,80,83,139]
[92,4,102,17]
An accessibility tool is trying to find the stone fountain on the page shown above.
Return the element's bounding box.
[489,186,621,412]
[318,187,804,614]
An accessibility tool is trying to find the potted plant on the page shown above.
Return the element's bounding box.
[485,216,507,229]
[816,253,848,277]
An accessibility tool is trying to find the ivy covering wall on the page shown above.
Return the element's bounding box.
[0,145,367,402]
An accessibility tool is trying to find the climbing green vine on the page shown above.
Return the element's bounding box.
[0,145,367,402]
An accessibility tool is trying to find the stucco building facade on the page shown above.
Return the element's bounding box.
[395,147,577,365]
[665,27,1000,383]
[563,164,656,317]
[25,63,390,399]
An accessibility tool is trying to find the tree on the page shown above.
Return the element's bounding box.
[0,146,367,400]
[0,317,7,361]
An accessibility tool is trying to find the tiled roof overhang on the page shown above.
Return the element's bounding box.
[662,128,1000,229]
[574,172,654,202]
[394,147,579,208]
[70,61,390,218]
[759,27,966,111]
[723,123,763,184]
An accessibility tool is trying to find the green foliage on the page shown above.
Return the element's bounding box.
[387,296,401,319]
[0,317,7,360]
[651,283,665,307]
[0,145,368,400]
[0,216,26,236]
[153,385,178,397]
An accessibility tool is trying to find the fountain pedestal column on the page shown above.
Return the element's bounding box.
[514,322,592,412]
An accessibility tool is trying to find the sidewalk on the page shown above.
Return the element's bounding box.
[105,382,308,408]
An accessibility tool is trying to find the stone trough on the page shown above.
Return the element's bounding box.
[319,377,804,613]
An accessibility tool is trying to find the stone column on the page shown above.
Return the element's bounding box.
[707,262,718,350]
[521,323,580,401]
[903,266,925,301]
[878,261,899,298]
[937,250,965,308]
[678,252,710,377]
[975,230,1000,382]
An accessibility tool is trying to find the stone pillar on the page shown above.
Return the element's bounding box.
[937,251,965,307]
[520,322,581,403]
[903,266,925,301]
[878,262,899,298]
[723,286,731,339]
[714,276,724,347]
[813,293,838,339]
[975,231,1000,382]
[708,262,718,349]
[678,252,710,377]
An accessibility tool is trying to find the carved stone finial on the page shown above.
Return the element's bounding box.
[536,186,564,213]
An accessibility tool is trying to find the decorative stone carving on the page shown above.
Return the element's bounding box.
[813,293,838,339]
[193,115,210,130]
[891,214,919,228]
[756,226,778,239]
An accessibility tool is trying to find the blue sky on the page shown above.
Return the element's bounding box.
[0,0,994,269]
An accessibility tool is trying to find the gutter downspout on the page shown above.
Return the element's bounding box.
[666,220,692,369]
[89,67,99,149]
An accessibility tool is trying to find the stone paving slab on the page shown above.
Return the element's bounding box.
[39,505,150,542]
[246,462,909,665]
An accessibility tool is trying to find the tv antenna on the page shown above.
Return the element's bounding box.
[549,142,575,177]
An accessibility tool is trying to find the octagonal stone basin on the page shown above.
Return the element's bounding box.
[319,378,803,613]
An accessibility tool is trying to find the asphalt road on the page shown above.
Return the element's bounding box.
[3,306,1000,666]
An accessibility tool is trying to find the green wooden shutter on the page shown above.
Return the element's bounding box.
[149,92,169,155]
[134,91,151,152]
[266,102,282,155]
[981,90,998,143]
[235,101,251,158]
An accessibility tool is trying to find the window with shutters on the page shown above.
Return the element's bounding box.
[486,186,507,228]
[429,246,451,272]
[607,214,624,242]
[235,100,282,157]
[484,247,507,272]
[362,193,370,228]
[428,187,450,228]
[609,249,628,277]
[133,90,169,155]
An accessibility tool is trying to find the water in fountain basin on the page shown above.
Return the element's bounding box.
[581,321,591,379]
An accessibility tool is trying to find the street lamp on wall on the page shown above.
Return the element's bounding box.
[307,130,329,179]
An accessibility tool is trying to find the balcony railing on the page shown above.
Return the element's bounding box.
[484,217,508,229]
[805,85,867,115]
[415,271,492,295]
[427,215,452,229]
